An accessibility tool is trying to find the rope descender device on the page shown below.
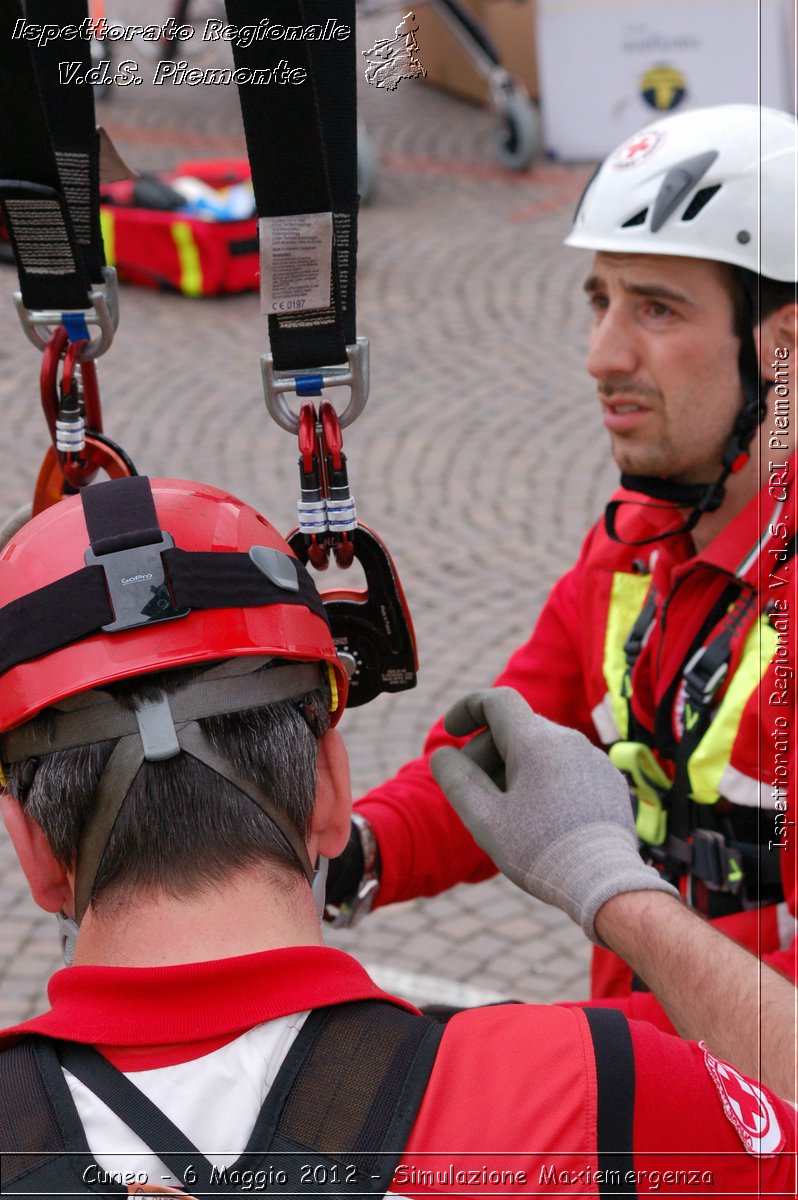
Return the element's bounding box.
[226,0,417,707]
[277,365,418,708]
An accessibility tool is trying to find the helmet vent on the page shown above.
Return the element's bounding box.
[681,184,721,222]
[650,150,719,232]
[622,208,648,228]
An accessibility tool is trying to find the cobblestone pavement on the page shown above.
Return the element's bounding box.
[0,1,619,1023]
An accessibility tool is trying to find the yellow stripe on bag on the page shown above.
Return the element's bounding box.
[99,208,115,265]
[170,221,203,297]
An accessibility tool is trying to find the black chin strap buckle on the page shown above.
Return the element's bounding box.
[693,477,727,516]
[84,532,190,633]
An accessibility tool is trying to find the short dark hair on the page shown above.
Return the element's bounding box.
[5,662,331,908]
[732,268,796,338]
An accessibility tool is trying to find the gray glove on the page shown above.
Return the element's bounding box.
[430,688,679,944]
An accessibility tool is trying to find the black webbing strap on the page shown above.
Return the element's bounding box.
[0,0,93,311]
[0,477,330,678]
[58,1038,220,1191]
[25,0,106,286]
[262,1000,444,1192]
[582,1009,636,1197]
[0,1037,100,1196]
[81,473,162,552]
[225,0,358,370]
[0,567,111,676]
[0,552,329,677]
[0,1004,443,1195]
[667,591,756,833]
[619,589,656,743]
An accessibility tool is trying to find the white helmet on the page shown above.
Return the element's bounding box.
[566,104,796,283]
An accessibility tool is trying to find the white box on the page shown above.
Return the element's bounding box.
[536,0,797,161]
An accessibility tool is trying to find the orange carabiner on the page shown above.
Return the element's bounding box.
[32,433,137,516]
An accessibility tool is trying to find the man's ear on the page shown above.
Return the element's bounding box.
[310,728,353,860]
[0,793,72,913]
[758,303,798,380]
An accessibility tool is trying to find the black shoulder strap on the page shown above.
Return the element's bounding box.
[0,1037,104,1196]
[258,1000,444,1194]
[581,1008,637,1198]
[0,1002,443,1196]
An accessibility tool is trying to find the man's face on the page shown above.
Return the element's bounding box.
[584,252,743,482]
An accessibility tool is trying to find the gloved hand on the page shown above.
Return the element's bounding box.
[430,688,679,944]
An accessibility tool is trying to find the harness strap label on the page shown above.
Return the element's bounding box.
[260,212,332,315]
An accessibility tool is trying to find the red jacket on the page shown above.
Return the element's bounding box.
[357,460,797,1026]
[1,946,794,1197]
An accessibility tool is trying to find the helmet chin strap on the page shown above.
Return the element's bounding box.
[57,911,80,967]
[312,855,329,921]
[605,322,769,547]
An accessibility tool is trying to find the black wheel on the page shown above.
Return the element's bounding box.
[494,93,541,171]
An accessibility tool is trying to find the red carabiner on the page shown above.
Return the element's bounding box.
[37,326,118,502]
[320,400,344,472]
[320,401,354,568]
[298,402,318,475]
[297,402,330,571]
[40,326,68,443]
[62,340,102,433]
[59,338,103,490]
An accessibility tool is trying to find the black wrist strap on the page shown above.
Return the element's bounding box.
[225,0,358,370]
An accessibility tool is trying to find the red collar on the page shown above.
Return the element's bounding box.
[0,945,417,1070]
[690,453,796,583]
[626,452,796,587]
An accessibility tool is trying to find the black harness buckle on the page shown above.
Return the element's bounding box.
[690,829,744,894]
[683,644,729,709]
[84,532,190,633]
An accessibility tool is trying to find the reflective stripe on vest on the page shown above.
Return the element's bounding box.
[598,576,776,813]
[597,571,652,743]
[687,614,777,805]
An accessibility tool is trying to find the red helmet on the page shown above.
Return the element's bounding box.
[0,477,348,731]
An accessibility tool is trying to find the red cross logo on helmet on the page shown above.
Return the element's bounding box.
[612,129,666,168]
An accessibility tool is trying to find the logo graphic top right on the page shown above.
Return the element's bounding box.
[363,11,427,91]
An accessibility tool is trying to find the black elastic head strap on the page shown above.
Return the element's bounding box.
[0,476,330,680]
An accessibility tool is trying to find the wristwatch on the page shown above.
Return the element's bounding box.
[327,813,381,928]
